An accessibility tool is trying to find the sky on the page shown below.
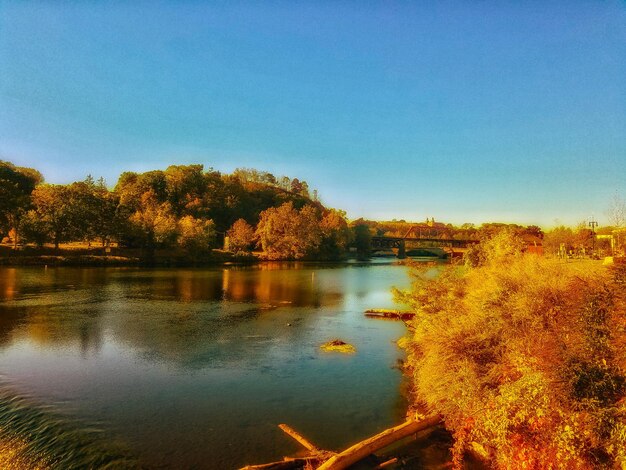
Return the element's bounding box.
[0,1,624,227]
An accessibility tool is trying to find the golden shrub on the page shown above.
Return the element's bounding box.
[396,232,626,469]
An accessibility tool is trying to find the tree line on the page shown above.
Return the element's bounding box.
[353,215,625,257]
[0,160,353,260]
[4,159,622,260]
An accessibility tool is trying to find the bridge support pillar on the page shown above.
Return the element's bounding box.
[397,241,406,259]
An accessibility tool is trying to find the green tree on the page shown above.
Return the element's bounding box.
[19,210,49,247]
[351,223,372,258]
[29,184,83,249]
[90,180,121,246]
[164,164,207,217]
[0,161,43,245]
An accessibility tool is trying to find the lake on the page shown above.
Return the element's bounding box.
[0,261,417,469]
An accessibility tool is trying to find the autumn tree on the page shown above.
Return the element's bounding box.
[524,225,544,239]
[227,218,256,253]
[164,164,208,217]
[18,176,121,248]
[318,209,352,259]
[290,178,303,194]
[543,226,575,256]
[115,170,168,212]
[198,170,230,229]
[464,227,526,267]
[278,176,291,191]
[26,184,83,249]
[5,161,327,259]
[62,177,113,244]
[233,168,277,187]
[91,180,120,246]
[177,215,216,254]
[128,191,178,253]
[256,202,322,260]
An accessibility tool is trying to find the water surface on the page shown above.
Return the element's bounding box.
[0,261,412,469]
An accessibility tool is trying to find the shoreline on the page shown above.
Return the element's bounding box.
[0,246,432,268]
[0,254,380,268]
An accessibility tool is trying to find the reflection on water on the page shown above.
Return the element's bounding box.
[0,262,412,469]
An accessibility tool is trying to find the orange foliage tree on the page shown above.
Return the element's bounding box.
[255,202,321,260]
[227,218,256,253]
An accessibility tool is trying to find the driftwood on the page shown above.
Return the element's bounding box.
[240,458,310,470]
[317,415,442,470]
[374,457,398,469]
[240,424,332,470]
[364,309,415,321]
[241,415,441,470]
[278,424,321,452]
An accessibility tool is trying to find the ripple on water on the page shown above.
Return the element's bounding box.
[0,384,139,470]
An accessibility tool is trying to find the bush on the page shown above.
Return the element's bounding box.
[396,233,626,469]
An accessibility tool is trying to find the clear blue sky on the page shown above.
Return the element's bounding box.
[1,1,624,227]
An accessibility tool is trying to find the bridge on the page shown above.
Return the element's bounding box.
[371,234,479,258]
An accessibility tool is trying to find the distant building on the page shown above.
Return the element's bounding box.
[598,229,626,255]
[522,234,544,255]
[404,218,451,238]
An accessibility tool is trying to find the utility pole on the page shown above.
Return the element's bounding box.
[589,217,598,258]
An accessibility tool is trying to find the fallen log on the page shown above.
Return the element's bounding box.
[239,458,309,470]
[316,415,442,470]
[278,423,320,452]
[241,415,441,470]
[240,423,335,470]
[240,454,330,470]
[364,309,415,320]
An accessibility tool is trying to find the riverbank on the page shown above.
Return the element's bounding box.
[0,248,443,267]
[0,243,385,267]
[0,244,259,267]
[397,245,626,468]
